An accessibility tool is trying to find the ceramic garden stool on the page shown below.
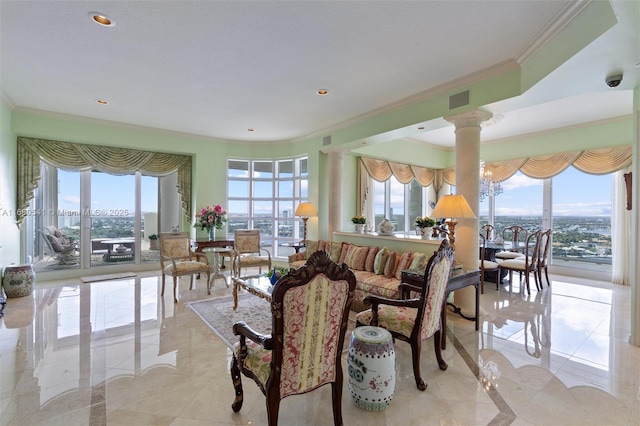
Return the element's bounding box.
[2,264,36,298]
[347,326,396,411]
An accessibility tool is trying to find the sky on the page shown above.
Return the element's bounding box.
[57,166,613,218]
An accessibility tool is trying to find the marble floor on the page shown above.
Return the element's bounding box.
[1,270,639,425]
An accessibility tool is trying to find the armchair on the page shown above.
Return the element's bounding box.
[230,250,356,425]
[159,232,211,303]
[232,229,271,278]
[355,239,455,391]
[39,226,78,265]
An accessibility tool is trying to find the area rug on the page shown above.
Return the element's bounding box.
[188,293,356,351]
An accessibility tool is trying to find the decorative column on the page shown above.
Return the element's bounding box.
[328,150,344,239]
[444,109,492,316]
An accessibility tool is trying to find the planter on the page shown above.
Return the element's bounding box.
[149,239,159,250]
[354,224,365,234]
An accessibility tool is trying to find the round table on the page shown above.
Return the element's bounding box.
[347,326,396,411]
[209,247,231,289]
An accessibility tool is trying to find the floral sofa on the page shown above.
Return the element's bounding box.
[288,239,433,311]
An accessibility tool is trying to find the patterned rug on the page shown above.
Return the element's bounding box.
[188,293,357,350]
[188,293,272,349]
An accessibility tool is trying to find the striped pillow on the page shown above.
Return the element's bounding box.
[383,251,398,278]
[394,251,413,280]
[364,246,379,272]
[343,245,369,270]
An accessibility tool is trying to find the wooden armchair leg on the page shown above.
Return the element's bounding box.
[230,355,244,412]
[410,341,427,391]
[331,381,343,426]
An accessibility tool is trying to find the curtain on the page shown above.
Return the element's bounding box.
[16,137,192,228]
[612,167,632,285]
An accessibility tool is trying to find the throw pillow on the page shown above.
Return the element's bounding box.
[364,246,379,272]
[338,243,352,264]
[343,245,369,270]
[383,251,398,278]
[318,240,332,254]
[373,247,389,275]
[305,240,319,257]
[330,242,343,261]
[394,251,413,280]
[409,252,429,271]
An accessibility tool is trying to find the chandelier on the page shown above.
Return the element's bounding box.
[479,160,503,202]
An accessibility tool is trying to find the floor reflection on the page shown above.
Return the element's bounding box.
[1,272,638,425]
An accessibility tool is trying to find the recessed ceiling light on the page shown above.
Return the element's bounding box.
[96,99,109,105]
[89,12,115,27]
[247,128,255,132]
[417,126,425,131]
[316,89,329,96]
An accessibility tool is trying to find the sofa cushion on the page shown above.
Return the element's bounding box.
[394,251,413,280]
[305,240,319,257]
[343,244,369,271]
[318,240,332,254]
[353,270,401,300]
[409,252,429,271]
[330,242,343,262]
[364,246,379,272]
[338,242,352,264]
[383,251,398,278]
[374,247,389,275]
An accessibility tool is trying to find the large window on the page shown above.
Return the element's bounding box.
[482,169,612,274]
[228,157,308,257]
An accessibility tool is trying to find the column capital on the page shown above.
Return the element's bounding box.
[444,109,493,130]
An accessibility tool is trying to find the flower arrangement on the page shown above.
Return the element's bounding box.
[415,216,436,228]
[351,215,366,224]
[194,204,227,231]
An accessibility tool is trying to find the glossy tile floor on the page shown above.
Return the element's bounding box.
[1,270,639,425]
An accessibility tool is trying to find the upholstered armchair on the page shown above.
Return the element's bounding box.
[159,232,211,303]
[355,239,455,391]
[232,229,271,278]
[230,250,356,425]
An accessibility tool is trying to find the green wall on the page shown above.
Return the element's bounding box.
[0,98,20,266]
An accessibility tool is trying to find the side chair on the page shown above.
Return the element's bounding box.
[494,225,527,261]
[159,232,211,303]
[498,230,542,294]
[355,239,455,391]
[230,250,356,426]
[537,228,553,287]
[479,234,500,294]
[232,229,272,278]
[480,223,496,241]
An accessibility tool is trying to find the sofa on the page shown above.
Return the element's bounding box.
[288,239,435,311]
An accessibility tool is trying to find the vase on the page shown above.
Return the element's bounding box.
[420,227,430,240]
[347,326,396,411]
[208,228,215,241]
[355,224,364,234]
[2,264,36,298]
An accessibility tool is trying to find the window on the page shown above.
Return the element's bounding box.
[228,157,308,257]
[372,176,430,234]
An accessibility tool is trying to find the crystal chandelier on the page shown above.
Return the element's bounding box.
[479,160,503,202]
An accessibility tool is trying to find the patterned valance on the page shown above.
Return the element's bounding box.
[362,145,632,187]
[16,137,192,228]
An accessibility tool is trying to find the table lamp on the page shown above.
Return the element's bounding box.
[294,202,317,246]
[430,194,476,250]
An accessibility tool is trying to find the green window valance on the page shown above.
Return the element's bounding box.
[16,137,192,228]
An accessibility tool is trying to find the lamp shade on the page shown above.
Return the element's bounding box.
[431,195,476,220]
[294,202,317,217]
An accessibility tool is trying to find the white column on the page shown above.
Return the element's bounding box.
[444,109,492,316]
[328,150,344,239]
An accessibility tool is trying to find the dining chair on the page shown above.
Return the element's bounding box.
[355,239,455,391]
[159,232,211,303]
[230,250,356,426]
[537,228,553,287]
[497,230,542,294]
[479,234,500,294]
[494,225,527,261]
[480,224,496,241]
[232,229,272,278]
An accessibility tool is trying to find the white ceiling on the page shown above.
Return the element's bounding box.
[1,1,638,147]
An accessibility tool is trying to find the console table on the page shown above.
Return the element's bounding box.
[401,268,480,350]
